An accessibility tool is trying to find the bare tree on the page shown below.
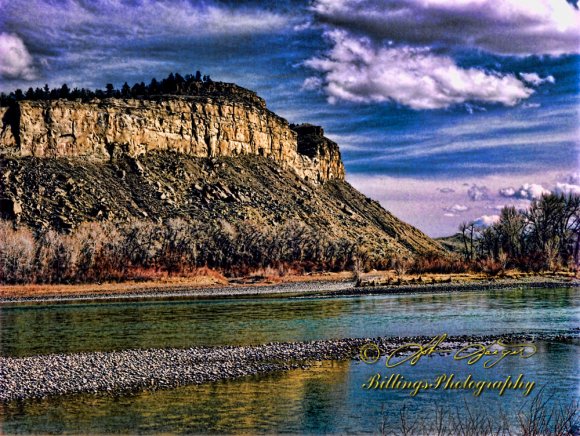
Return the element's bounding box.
[459,222,475,261]
[0,222,35,283]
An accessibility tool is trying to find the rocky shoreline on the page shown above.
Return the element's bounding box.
[0,276,577,305]
[1,331,577,403]
[327,276,579,296]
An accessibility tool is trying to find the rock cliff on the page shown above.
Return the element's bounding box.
[0,82,441,258]
[0,83,344,184]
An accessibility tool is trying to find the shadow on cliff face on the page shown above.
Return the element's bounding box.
[1,103,21,149]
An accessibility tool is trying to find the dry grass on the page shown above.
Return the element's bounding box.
[0,268,226,298]
[0,270,354,298]
[355,269,578,287]
[1,266,575,299]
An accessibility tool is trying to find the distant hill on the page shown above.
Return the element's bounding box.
[435,233,465,253]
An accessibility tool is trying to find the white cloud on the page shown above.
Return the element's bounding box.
[520,73,556,86]
[302,76,323,91]
[311,0,580,56]
[499,187,517,197]
[516,183,550,200]
[199,5,288,35]
[0,33,36,80]
[520,184,551,199]
[554,183,580,196]
[499,183,551,200]
[294,21,314,32]
[473,215,500,228]
[445,204,469,213]
[304,31,533,109]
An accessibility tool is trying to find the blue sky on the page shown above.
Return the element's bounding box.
[1,0,579,236]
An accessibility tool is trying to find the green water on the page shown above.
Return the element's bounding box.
[0,287,578,433]
[0,287,577,357]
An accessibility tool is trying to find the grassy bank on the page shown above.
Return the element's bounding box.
[0,271,577,303]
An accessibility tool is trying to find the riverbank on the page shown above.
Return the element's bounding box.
[1,331,577,402]
[0,274,577,304]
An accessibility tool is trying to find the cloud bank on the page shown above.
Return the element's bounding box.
[555,183,580,196]
[311,0,580,55]
[305,0,579,109]
[499,183,551,200]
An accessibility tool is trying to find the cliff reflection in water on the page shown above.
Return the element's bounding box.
[0,361,352,434]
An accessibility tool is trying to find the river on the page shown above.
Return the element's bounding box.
[0,286,578,433]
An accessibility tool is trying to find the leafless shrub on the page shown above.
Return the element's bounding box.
[518,389,579,436]
[411,254,470,274]
[34,229,79,283]
[497,249,509,275]
[380,391,578,436]
[393,254,411,278]
[0,217,360,284]
[476,257,504,277]
[0,221,35,283]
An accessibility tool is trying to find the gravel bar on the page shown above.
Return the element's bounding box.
[0,280,354,304]
[1,331,577,402]
[1,277,577,305]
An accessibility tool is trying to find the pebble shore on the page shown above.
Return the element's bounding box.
[0,276,577,305]
[1,331,577,402]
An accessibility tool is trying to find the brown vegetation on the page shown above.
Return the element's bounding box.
[2,193,577,286]
[0,218,357,284]
[459,193,580,274]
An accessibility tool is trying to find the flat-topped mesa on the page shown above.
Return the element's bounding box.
[0,82,345,183]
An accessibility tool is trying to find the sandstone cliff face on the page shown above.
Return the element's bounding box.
[292,124,343,183]
[0,95,345,183]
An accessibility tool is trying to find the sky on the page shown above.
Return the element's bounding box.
[1,0,579,236]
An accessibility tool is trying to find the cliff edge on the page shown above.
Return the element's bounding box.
[0,82,344,184]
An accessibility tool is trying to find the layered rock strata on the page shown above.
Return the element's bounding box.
[0,87,344,184]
